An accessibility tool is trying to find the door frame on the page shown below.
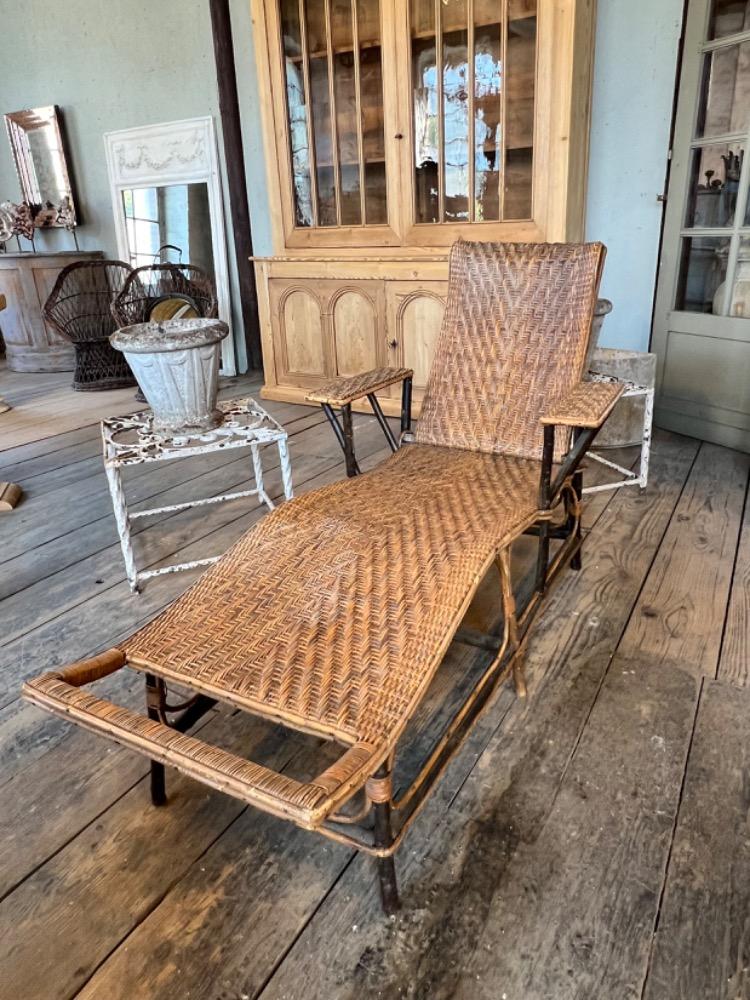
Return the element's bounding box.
[652,0,750,450]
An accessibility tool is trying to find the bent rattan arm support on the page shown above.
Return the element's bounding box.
[22,652,380,830]
[306,367,413,407]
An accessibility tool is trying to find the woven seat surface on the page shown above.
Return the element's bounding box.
[306,367,413,406]
[123,444,541,745]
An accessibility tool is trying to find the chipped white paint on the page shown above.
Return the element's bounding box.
[102,396,294,592]
[583,372,654,495]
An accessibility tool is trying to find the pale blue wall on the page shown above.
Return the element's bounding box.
[585,0,685,352]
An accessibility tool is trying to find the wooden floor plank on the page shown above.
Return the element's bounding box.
[618,442,748,679]
[642,679,750,1000]
[0,713,314,1000]
[717,494,750,687]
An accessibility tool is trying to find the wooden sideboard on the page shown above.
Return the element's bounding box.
[251,0,597,415]
[0,250,103,372]
[256,256,450,417]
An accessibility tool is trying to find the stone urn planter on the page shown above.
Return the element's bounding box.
[111,318,229,435]
[586,300,657,449]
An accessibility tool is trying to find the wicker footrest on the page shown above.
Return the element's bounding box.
[306,367,413,407]
[23,650,378,829]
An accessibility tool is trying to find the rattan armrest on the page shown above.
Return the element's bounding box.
[306,367,413,407]
[22,652,379,830]
[540,381,623,429]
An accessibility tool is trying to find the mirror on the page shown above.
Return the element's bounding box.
[105,117,235,373]
[121,183,215,278]
[4,105,77,226]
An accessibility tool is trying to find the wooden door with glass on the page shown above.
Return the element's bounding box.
[252,0,597,412]
[653,0,750,452]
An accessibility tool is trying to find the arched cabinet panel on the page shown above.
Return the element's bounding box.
[386,282,448,401]
[269,282,329,387]
[331,284,386,377]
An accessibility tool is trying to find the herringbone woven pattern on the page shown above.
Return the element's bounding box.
[306,367,413,406]
[541,381,622,427]
[123,445,540,745]
[415,240,604,460]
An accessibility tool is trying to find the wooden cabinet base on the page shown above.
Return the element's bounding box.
[0,251,103,373]
[255,257,449,415]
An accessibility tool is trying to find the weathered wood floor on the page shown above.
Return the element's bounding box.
[0,371,748,1000]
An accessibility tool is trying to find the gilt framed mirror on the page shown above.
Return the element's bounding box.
[4,105,77,226]
[104,116,235,374]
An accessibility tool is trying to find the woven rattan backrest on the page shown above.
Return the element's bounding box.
[44,261,133,344]
[415,240,605,461]
[111,263,217,327]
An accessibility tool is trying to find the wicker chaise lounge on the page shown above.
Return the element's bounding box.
[23,241,622,915]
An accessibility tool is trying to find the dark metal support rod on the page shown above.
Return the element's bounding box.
[372,766,400,915]
[341,403,359,478]
[535,424,555,594]
[367,393,398,452]
[145,673,167,806]
[400,376,413,435]
[454,626,503,651]
[173,695,217,733]
[322,403,361,476]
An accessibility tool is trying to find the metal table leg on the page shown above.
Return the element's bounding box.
[104,459,140,592]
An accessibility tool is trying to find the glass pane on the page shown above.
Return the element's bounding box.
[359,4,388,225]
[709,0,750,40]
[332,0,361,225]
[443,0,469,222]
[504,10,536,219]
[696,41,750,138]
[280,0,314,227]
[473,14,502,221]
[675,235,731,312]
[412,0,439,222]
[730,235,750,315]
[308,53,337,226]
[685,143,745,226]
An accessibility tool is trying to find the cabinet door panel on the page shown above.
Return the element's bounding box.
[332,288,381,375]
[270,281,330,387]
[386,281,448,399]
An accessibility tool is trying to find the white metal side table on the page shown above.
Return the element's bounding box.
[102,396,293,592]
[583,371,654,495]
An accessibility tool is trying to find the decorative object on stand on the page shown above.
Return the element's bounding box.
[4,106,78,227]
[23,241,623,918]
[110,317,228,434]
[100,396,293,592]
[104,117,235,375]
[43,260,136,391]
[112,263,218,401]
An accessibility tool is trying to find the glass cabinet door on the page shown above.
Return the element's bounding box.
[409,0,537,225]
[279,0,388,229]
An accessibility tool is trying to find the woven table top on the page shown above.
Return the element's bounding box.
[306,367,413,406]
[123,443,541,746]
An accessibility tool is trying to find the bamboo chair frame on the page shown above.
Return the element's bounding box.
[23,241,622,916]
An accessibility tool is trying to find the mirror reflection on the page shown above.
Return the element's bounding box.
[121,182,215,277]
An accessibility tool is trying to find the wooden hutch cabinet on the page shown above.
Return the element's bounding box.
[251,0,597,414]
